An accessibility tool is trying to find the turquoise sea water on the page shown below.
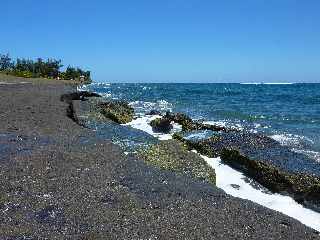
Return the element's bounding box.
[81,83,320,162]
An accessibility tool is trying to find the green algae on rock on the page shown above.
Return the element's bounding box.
[61,92,134,125]
[172,132,220,158]
[221,149,320,212]
[138,140,216,185]
[173,131,320,213]
[147,111,237,134]
[165,112,233,132]
[149,117,173,133]
[99,101,134,124]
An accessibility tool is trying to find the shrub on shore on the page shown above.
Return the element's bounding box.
[0,53,91,83]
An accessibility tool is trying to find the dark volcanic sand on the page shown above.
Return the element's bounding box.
[0,75,319,239]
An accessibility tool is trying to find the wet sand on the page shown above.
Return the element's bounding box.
[0,74,319,239]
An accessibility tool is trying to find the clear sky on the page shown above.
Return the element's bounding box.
[1,0,320,82]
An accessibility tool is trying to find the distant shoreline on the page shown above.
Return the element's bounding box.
[0,72,82,85]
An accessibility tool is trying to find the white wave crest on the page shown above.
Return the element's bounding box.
[271,134,314,146]
[293,149,320,163]
[203,120,244,131]
[77,84,89,92]
[129,100,173,114]
[89,82,111,87]
[77,82,111,92]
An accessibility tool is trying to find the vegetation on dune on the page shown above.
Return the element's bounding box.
[0,53,91,83]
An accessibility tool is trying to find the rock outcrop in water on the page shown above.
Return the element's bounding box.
[165,112,235,132]
[149,117,173,133]
[61,92,134,125]
[61,91,158,152]
[99,101,134,124]
[146,110,161,115]
[221,149,320,211]
[60,91,102,124]
[147,111,237,133]
[138,140,216,185]
[173,131,320,212]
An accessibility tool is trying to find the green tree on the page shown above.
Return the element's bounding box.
[0,53,13,70]
[1,53,91,83]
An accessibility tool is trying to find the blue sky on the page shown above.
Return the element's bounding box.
[1,0,320,82]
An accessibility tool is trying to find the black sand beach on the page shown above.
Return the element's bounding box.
[0,74,319,239]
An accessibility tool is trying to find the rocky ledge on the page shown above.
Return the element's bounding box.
[149,112,237,133]
[173,130,320,212]
[99,101,134,124]
[150,117,173,133]
[61,91,134,125]
[138,140,216,185]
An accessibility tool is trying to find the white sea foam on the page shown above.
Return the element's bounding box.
[248,123,270,133]
[293,149,320,163]
[270,134,320,162]
[126,115,320,231]
[77,84,112,99]
[124,115,181,140]
[271,133,314,146]
[201,155,320,231]
[203,120,244,131]
[129,100,173,115]
[89,82,111,87]
[77,84,89,92]
[203,120,270,133]
[77,82,111,92]
[100,93,112,98]
[142,86,151,90]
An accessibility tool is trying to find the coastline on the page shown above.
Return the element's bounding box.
[0,75,319,239]
[124,107,320,231]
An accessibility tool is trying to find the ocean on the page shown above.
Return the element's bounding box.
[79,82,320,231]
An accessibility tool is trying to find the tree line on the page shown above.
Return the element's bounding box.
[0,53,91,83]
